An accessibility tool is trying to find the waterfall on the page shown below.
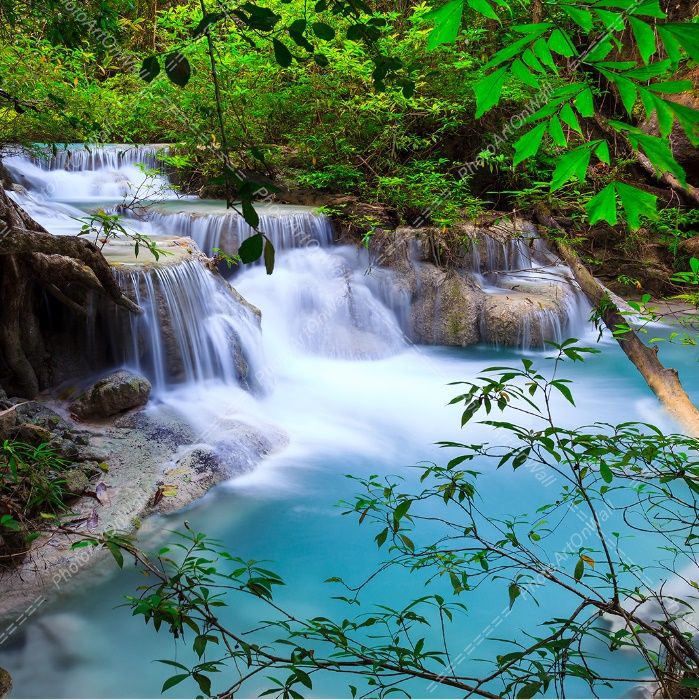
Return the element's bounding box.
[3,145,173,203]
[26,144,166,172]
[97,260,263,392]
[2,143,591,361]
[129,205,334,257]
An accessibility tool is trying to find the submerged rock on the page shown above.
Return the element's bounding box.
[70,370,151,419]
[0,666,11,698]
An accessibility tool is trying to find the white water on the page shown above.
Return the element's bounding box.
[2,145,694,699]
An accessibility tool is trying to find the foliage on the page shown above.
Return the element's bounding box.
[425,0,699,230]
[0,439,71,562]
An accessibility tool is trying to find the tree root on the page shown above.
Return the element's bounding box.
[0,187,142,397]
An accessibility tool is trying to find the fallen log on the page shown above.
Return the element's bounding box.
[535,209,699,437]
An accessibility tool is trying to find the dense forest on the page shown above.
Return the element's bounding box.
[1,0,699,698]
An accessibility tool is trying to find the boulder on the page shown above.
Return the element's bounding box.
[411,267,483,346]
[480,284,568,348]
[0,406,17,441]
[15,422,52,445]
[70,370,151,419]
[680,236,699,259]
[61,467,91,495]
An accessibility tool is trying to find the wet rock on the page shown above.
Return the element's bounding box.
[0,406,17,440]
[155,423,288,514]
[70,371,151,419]
[15,422,52,446]
[480,284,568,348]
[61,468,91,495]
[0,666,11,698]
[13,403,69,433]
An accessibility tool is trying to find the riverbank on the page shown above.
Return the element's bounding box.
[0,387,287,622]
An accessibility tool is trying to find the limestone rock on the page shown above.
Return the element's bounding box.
[70,370,151,419]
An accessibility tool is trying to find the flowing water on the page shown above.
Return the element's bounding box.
[1,145,697,698]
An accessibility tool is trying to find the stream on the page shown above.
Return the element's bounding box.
[1,145,697,698]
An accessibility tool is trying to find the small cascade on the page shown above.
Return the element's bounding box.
[3,145,173,203]
[135,206,334,257]
[28,144,166,171]
[99,259,263,392]
[236,246,407,361]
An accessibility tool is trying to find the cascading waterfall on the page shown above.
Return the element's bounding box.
[137,206,335,257]
[3,145,173,204]
[99,260,264,392]
[27,144,166,172]
[2,143,591,367]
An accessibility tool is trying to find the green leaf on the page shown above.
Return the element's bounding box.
[532,37,557,71]
[668,101,699,146]
[548,29,576,57]
[425,0,464,49]
[106,541,124,568]
[242,199,260,228]
[139,56,160,82]
[394,500,412,520]
[661,23,699,62]
[264,239,275,275]
[595,140,610,164]
[560,5,593,32]
[508,582,521,608]
[648,80,693,95]
[584,36,613,62]
[513,122,547,166]
[599,463,614,483]
[611,75,637,115]
[585,183,617,226]
[616,182,657,230]
[511,59,539,87]
[573,557,585,581]
[574,88,594,118]
[633,132,687,187]
[629,16,656,63]
[193,673,211,696]
[239,233,264,263]
[474,65,509,118]
[559,103,582,134]
[466,0,498,21]
[273,38,293,67]
[548,115,566,147]
[484,28,549,69]
[658,25,681,63]
[312,22,335,40]
[162,674,189,693]
[164,52,191,87]
[517,682,541,699]
[550,145,592,191]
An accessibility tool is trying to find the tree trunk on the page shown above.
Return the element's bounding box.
[535,210,699,437]
[0,187,140,397]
